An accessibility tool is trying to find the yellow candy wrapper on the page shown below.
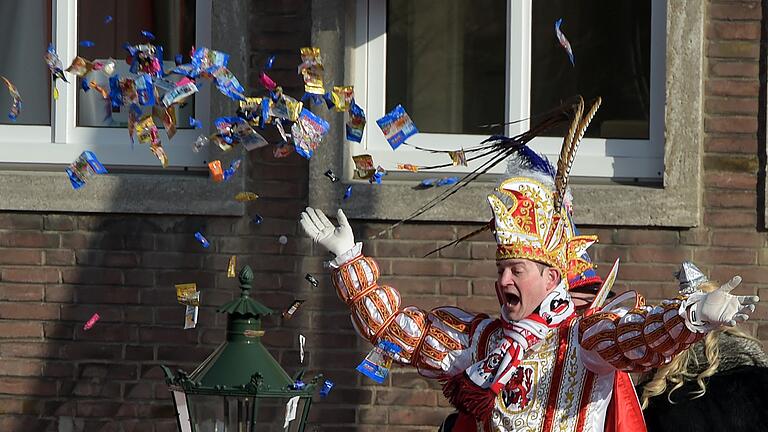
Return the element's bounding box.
[65,56,94,77]
[298,47,325,95]
[449,149,467,167]
[175,283,198,305]
[397,163,420,173]
[234,192,259,202]
[227,256,236,278]
[353,154,376,180]
[330,86,354,112]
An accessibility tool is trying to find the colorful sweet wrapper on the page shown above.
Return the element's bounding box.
[184,305,199,330]
[135,74,155,106]
[328,86,354,112]
[324,170,339,183]
[282,299,305,320]
[65,56,94,77]
[89,81,109,99]
[232,121,270,151]
[449,149,467,167]
[234,192,259,202]
[352,154,376,180]
[319,379,335,398]
[273,142,294,158]
[259,71,277,91]
[298,47,325,95]
[79,40,95,48]
[192,47,229,72]
[305,273,319,287]
[252,214,264,225]
[66,151,108,189]
[141,30,156,40]
[356,340,402,384]
[153,105,176,140]
[175,283,199,305]
[343,185,353,200]
[299,334,306,364]
[291,380,306,390]
[397,163,420,173]
[208,160,224,183]
[222,158,242,181]
[150,144,169,168]
[291,108,330,160]
[0,76,22,121]
[211,66,246,101]
[83,313,100,331]
[93,59,116,76]
[346,101,366,142]
[162,80,198,107]
[192,134,209,153]
[223,256,236,279]
[189,116,203,129]
[45,43,68,83]
[417,176,460,189]
[283,396,300,429]
[135,115,160,146]
[194,231,210,248]
[555,18,575,66]
[376,104,418,150]
[104,15,113,24]
[269,95,303,122]
[369,166,386,184]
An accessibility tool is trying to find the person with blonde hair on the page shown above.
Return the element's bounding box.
[639,261,768,432]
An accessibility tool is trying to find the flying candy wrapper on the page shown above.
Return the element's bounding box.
[227,256,237,278]
[66,57,94,77]
[104,15,113,24]
[291,108,329,160]
[324,170,339,183]
[191,47,229,72]
[66,151,108,189]
[369,166,386,185]
[346,101,366,143]
[416,176,460,190]
[189,116,203,129]
[343,185,353,200]
[352,154,376,180]
[83,313,100,331]
[184,305,199,329]
[449,149,467,167]
[283,396,300,429]
[45,43,68,100]
[265,55,276,70]
[268,94,303,122]
[292,380,306,390]
[376,104,418,150]
[555,18,575,66]
[141,30,156,40]
[298,47,325,96]
[282,299,305,320]
[192,134,209,153]
[326,86,354,112]
[357,340,402,384]
[175,283,199,306]
[222,158,242,181]
[251,214,264,225]
[79,40,95,48]
[208,160,224,182]
[260,71,277,91]
[0,76,22,121]
[305,273,319,287]
[162,80,198,107]
[319,379,334,398]
[397,163,419,173]
[234,192,259,202]
[194,231,210,248]
[299,334,306,363]
[211,66,246,101]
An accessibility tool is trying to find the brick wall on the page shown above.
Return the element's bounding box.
[0,1,764,431]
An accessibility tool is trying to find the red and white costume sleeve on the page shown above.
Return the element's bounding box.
[330,243,485,379]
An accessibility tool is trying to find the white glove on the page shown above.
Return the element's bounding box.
[684,276,759,331]
[299,207,355,257]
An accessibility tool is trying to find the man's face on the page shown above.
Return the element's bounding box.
[496,259,560,321]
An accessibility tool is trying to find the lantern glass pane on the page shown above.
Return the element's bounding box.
[187,394,225,432]
[172,390,193,432]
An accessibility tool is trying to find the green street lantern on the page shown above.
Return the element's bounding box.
[162,265,320,432]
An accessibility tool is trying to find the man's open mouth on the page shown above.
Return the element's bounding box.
[505,292,521,306]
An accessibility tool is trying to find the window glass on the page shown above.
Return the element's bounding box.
[530,0,652,139]
[385,0,506,135]
[0,0,52,126]
[76,0,196,128]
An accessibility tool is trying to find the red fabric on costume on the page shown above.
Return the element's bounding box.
[453,412,477,432]
[605,371,647,432]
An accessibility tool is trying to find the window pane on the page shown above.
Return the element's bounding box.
[76,0,196,128]
[386,0,506,134]
[531,1,651,139]
[0,0,52,126]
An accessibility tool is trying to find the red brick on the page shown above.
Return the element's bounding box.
[0,359,42,377]
[439,278,469,296]
[705,97,758,115]
[0,284,43,301]
[59,233,123,250]
[613,230,678,246]
[0,342,59,358]
[470,242,496,259]
[61,268,123,285]
[0,378,57,396]
[138,327,198,344]
[43,250,75,266]
[140,252,204,269]
[395,259,454,277]
[704,136,757,153]
[0,303,58,320]
[705,116,758,133]
[704,172,756,190]
[2,267,60,283]
[59,344,122,361]
[0,250,42,265]
[42,215,74,231]
[376,389,438,406]
[709,3,761,20]
[710,61,759,78]
[0,322,43,339]
[705,79,760,97]
[711,231,763,247]
[695,248,756,265]
[590,245,630,262]
[0,399,41,415]
[391,224,455,241]
[0,232,58,248]
[629,247,692,264]
[388,407,453,425]
[707,21,761,40]
[0,214,43,230]
[704,190,755,208]
[708,40,759,58]
[76,286,139,304]
[703,210,756,228]
[710,265,768,285]
[679,228,710,246]
[77,363,137,380]
[358,407,388,424]
[386,278,437,295]
[617,263,680,282]
[373,240,439,258]
[43,322,73,340]
[75,323,138,343]
[471,279,497,297]
[456,296,499,315]
[75,251,138,268]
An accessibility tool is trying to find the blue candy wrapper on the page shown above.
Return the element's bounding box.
[67,151,108,190]
[194,231,210,248]
[292,108,329,160]
[356,341,402,384]
[135,74,155,106]
[376,104,418,150]
[346,101,366,143]
[319,379,334,398]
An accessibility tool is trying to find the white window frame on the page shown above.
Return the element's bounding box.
[352,0,666,180]
[0,0,212,168]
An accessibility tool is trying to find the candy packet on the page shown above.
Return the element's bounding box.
[376,104,418,150]
[346,101,366,142]
[356,340,402,384]
[291,108,329,160]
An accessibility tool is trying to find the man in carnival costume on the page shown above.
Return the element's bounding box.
[299,98,758,431]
